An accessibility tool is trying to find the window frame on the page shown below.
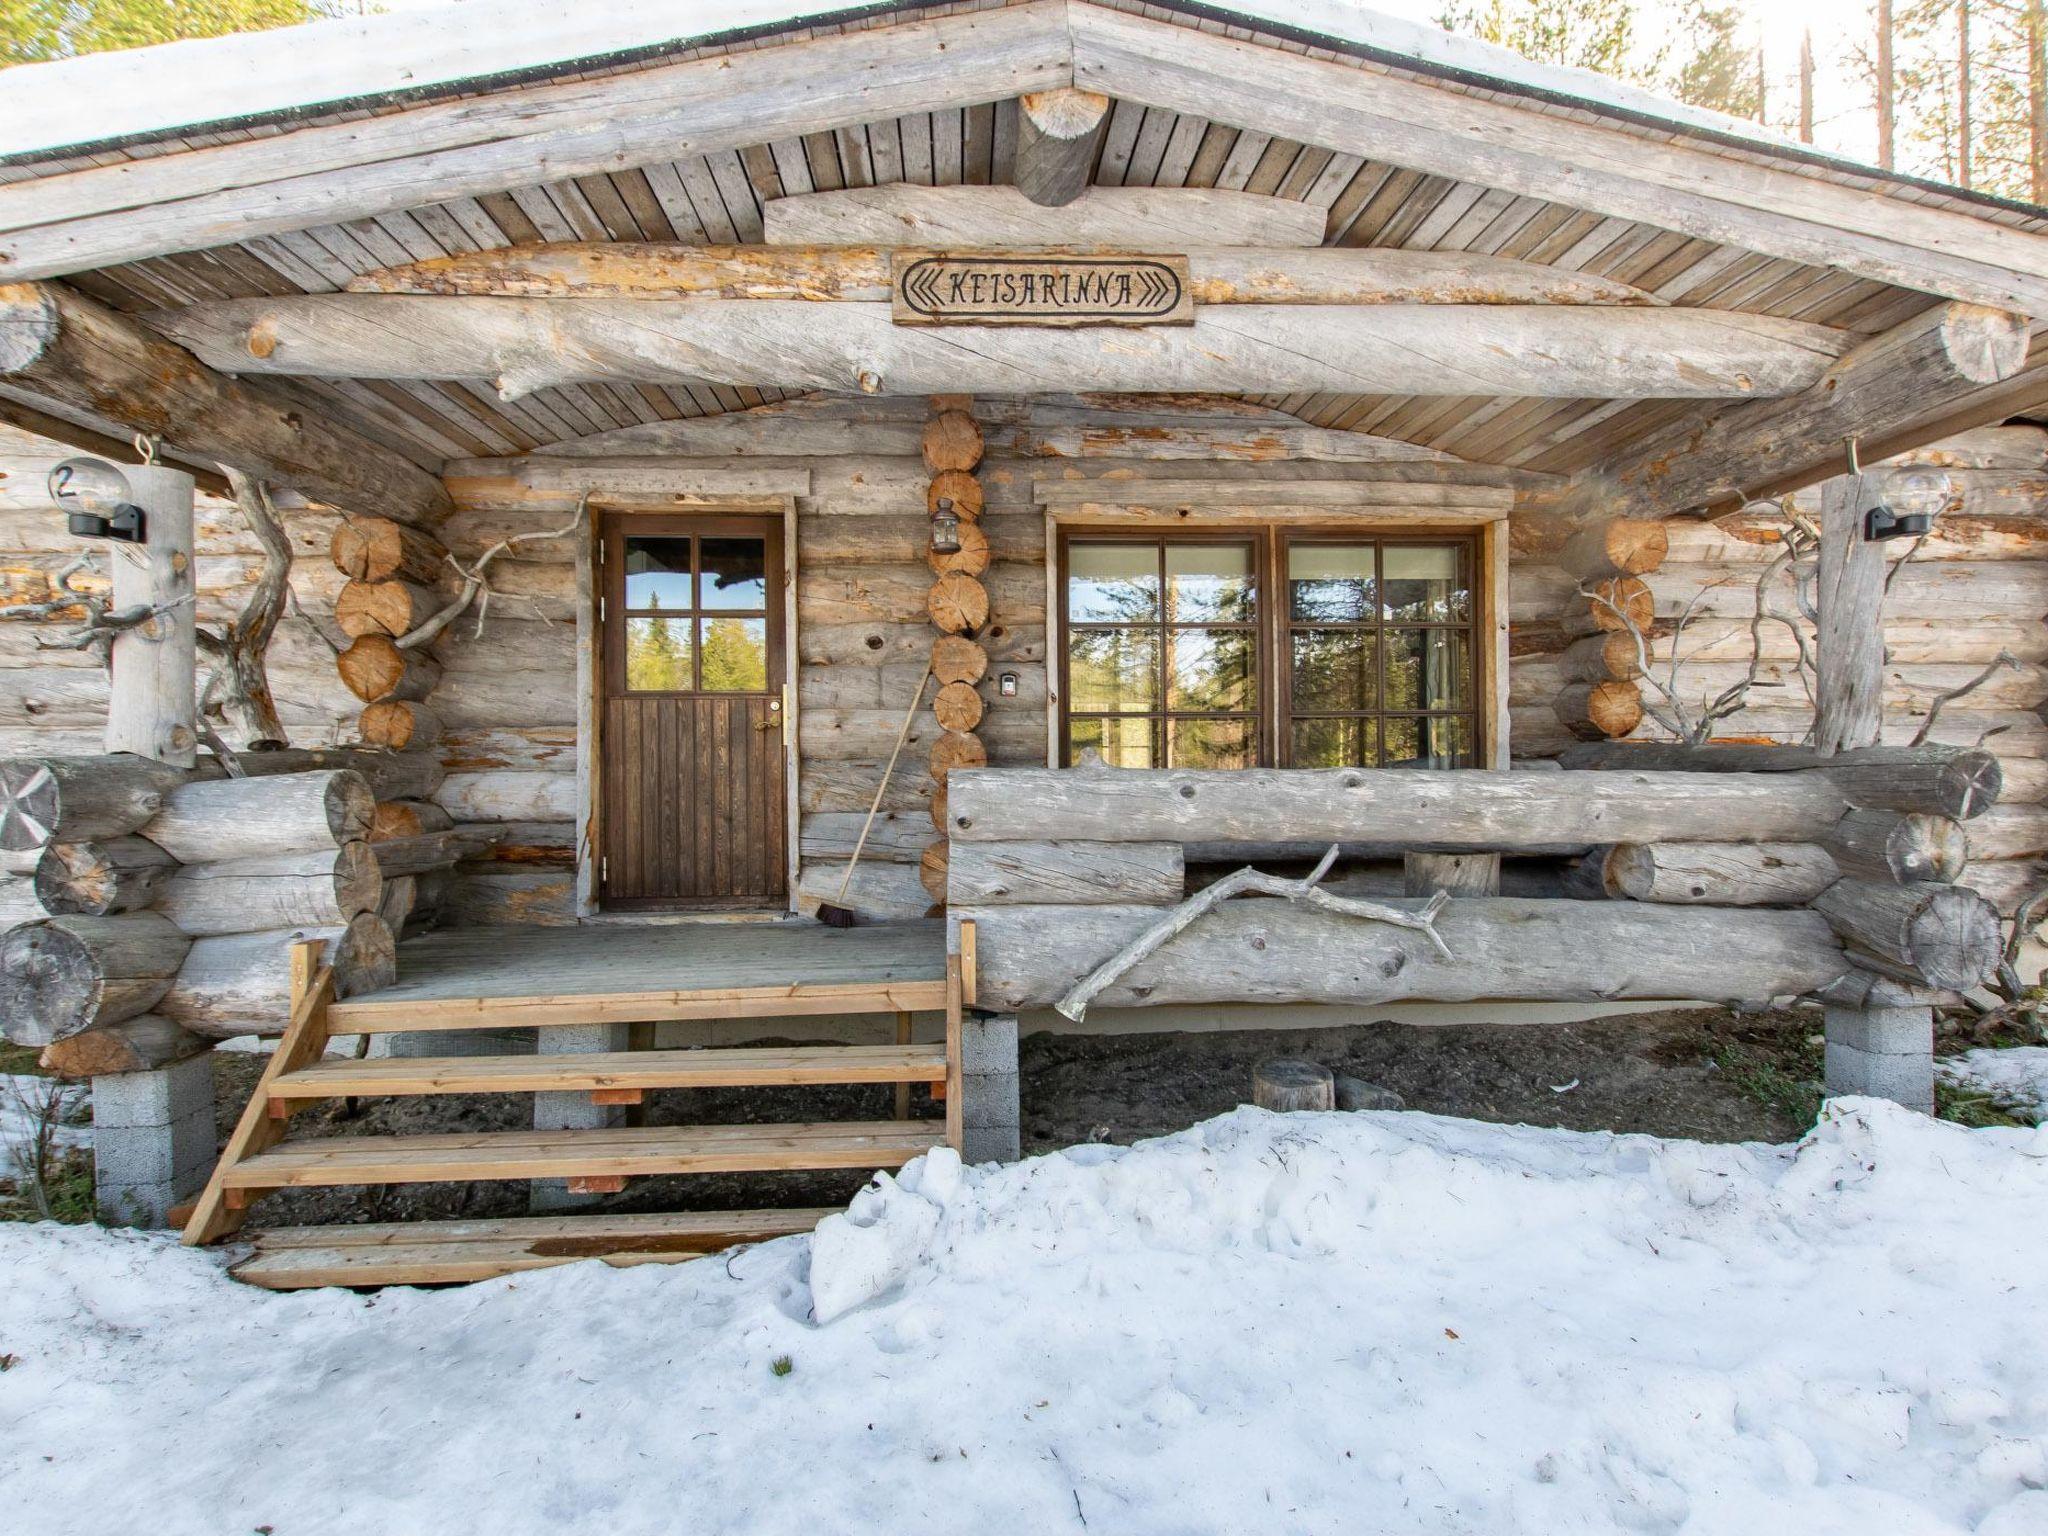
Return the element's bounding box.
[1054,521,1488,771]
[603,513,783,699]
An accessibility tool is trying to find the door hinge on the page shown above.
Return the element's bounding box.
[598,594,605,622]
[600,855,608,885]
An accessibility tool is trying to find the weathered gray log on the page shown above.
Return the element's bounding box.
[38,1015,210,1078]
[1013,88,1112,206]
[959,899,1850,1012]
[221,746,446,802]
[152,295,1851,401]
[1554,679,1643,740]
[434,770,576,823]
[947,766,1852,848]
[156,842,383,936]
[139,769,374,863]
[369,800,455,841]
[1561,631,1644,683]
[0,912,190,1045]
[945,839,1184,906]
[1402,852,1502,897]
[370,828,480,878]
[157,913,397,1038]
[0,281,450,526]
[1603,842,1839,905]
[104,463,198,766]
[1815,475,1884,755]
[1809,879,2003,991]
[1820,810,1967,884]
[762,184,1326,247]
[1554,742,2004,820]
[1558,517,1670,580]
[0,753,192,852]
[33,836,179,916]
[1253,1058,1335,1112]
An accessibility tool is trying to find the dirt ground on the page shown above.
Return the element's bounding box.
[207,1003,1826,1231]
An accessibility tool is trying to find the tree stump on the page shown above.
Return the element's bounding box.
[927,572,989,635]
[922,412,984,473]
[933,680,986,733]
[931,634,989,686]
[926,520,991,577]
[926,469,985,519]
[1253,1058,1335,1112]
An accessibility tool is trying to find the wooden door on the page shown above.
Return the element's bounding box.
[598,513,787,908]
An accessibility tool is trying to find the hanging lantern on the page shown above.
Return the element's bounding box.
[47,456,146,543]
[930,496,962,556]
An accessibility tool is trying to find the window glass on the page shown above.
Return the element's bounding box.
[624,537,693,610]
[1069,629,1159,713]
[1167,544,1256,622]
[698,537,767,610]
[1288,544,1375,622]
[1384,629,1471,712]
[698,617,767,692]
[625,616,694,691]
[1382,545,1470,623]
[1291,630,1377,713]
[1068,543,1160,623]
[1292,717,1377,769]
[1167,629,1255,712]
[1069,716,1157,768]
[1170,717,1255,770]
[1384,716,1474,769]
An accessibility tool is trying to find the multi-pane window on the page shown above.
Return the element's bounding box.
[617,525,774,695]
[1060,529,1480,770]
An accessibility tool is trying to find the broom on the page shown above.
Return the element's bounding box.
[816,662,933,928]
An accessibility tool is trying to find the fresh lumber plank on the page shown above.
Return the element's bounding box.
[329,977,951,1032]
[229,1209,832,1289]
[270,1043,950,1098]
[220,1121,946,1187]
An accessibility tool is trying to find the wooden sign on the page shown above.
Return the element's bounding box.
[892,252,1194,327]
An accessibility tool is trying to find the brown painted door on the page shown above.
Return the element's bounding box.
[598,513,787,909]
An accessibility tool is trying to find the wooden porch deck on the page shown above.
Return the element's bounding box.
[328,918,950,1031]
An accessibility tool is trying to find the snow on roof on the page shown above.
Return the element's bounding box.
[0,0,1851,172]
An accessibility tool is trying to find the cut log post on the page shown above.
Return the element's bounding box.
[157,913,396,1038]
[1554,679,1643,740]
[1814,474,1885,755]
[1402,851,1502,897]
[357,699,443,751]
[1820,809,1967,885]
[156,842,383,936]
[0,912,190,1045]
[104,463,198,767]
[140,769,374,863]
[331,517,448,584]
[1013,88,1112,207]
[33,835,179,916]
[1562,631,1647,683]
[38,1015,210,1078]
[0,281,452,526]
[957,898,1851,1013]
[923,413,984,473]
[947,766,1853,847]
[1555,742,2003,820]
[1602,842,1839,905]
[948,839,1186,905]
[368,799,452,841]
[335,578,438,639]
[1558,517,1670,580]
[1809,879,2002,991]
[931,634,989,686]
[927,573,989,635]
[1580,575,1654,634]
[1253,1058,1335,1112]
[0,754,192,852]
[933,680,986,732]
[337,633,443,703]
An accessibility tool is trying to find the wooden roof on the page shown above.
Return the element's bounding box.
[3,0,2046,479]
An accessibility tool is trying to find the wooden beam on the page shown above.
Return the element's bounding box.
[0,3,1075,281]
[1067,1,2048,315]
[1013,88,1111,206]
[761,185,1326,248]
[343,242,1662,307]
[0,282,449,525]
[151,295,1852,401]
[0,393,231,496]
[1814,475,1884,754]
[1559,302,2030,519]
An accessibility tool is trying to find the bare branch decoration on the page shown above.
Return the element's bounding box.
[1055,844,1454,1023]
[1910,650,2022,749]
[397,491,588,651]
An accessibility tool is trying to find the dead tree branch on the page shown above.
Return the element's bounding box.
[196,469,293,749]
[1055,844,1454,1023]
[1910,650,2023,748]
[397,492,586,650]
[0,551,188,661]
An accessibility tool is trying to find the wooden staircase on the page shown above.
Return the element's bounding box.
[182,931,965,1289]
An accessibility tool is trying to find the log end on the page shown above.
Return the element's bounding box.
[1907,885,2004,991]
[1253,1057,1335,1113]
[0,282,61,373]
[1939,303,2030,385]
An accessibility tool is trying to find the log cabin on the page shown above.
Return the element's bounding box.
[1,0,2045,1286]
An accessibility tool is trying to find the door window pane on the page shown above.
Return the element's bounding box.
[1167,628,1255,712]
[625,616,695,691]
[1384,629,1471,712]
[624,537,693,610]
[1293,717,1377,768]
[1070,715,1157,768]
[1069,629,1159,712]
[1382,545,1470,622]
[698,617,768,692]
[1291,629,1377,713]
[698,537,767,610]
[1289,544,1375,622]
[1068,544,1160,623]
[1166,544,1256,622]
[1170,716,1255,769]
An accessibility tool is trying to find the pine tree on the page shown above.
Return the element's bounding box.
[3,1,333,66]
[1669,1,1763,118]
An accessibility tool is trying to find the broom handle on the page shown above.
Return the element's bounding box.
[836,663,933,904]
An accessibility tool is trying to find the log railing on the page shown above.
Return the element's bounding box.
[944,750,2006,1015]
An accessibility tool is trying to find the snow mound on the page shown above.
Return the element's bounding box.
[1939,1047,2048,1122]
[3,1100,2046,1534]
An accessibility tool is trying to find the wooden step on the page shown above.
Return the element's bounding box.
[221,1120,944,1190]
[230,1208,831,1289]
[270,1043,949,1100]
